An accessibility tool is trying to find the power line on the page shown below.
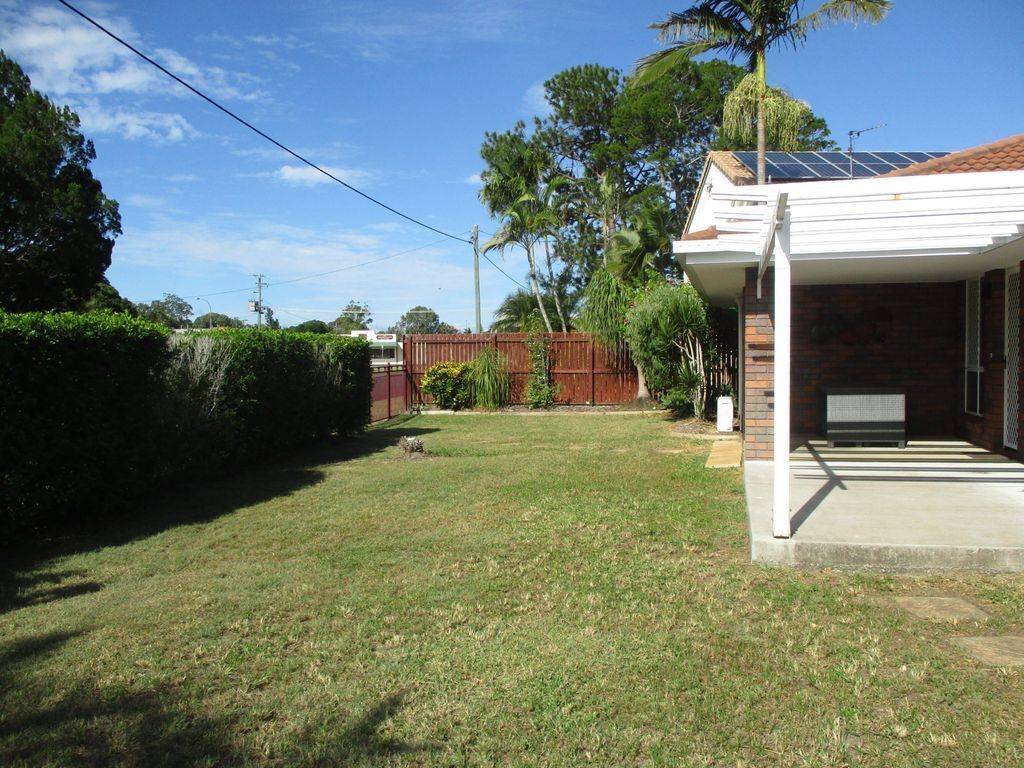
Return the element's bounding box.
[479,251,528,291]
[55,0,471,245]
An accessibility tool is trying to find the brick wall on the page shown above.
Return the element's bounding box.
[791,282,960,438]
[956,270,1006,451]
[741,268,775,460]
[741,269,963,460]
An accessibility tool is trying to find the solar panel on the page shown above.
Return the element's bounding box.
[731,149,950,181]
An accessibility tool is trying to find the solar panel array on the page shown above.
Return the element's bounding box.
[733,151,949,180]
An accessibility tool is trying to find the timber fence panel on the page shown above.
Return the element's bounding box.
[404,333,639,406]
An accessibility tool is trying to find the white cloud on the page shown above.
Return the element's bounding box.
[123,194,168,209]
[0,3,261,143]
[75,102,198,142]
[274,164,371,186]
[523,81,549,116]
[464,173,483,185]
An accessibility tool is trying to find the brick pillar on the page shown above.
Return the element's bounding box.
[1018,260,1023,454]
[742,267,775,460]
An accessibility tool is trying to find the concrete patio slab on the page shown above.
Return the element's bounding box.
[889,596,991,621]
[950,636,1024,666]
[746,439,1024,571]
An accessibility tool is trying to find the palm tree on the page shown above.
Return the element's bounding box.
[490,288,579,332]
[484,177,570,333]
[483,195,559,333]
[606,198,676,282]
[637,1,890,183]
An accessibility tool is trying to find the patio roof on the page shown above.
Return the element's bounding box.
[676,170,1024,304]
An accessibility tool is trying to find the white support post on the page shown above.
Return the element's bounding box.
[772,212,792,538]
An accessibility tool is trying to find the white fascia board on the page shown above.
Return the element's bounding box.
[735,170,1024,204]
[797,226,1021,246]
[684,252,758,266]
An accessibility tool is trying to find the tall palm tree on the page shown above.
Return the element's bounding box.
[483,191,563,333]
[637,1,890,183]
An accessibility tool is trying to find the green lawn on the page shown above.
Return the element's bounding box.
[1,414,1022,767]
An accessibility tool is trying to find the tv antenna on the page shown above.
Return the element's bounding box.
[847,123,886,177]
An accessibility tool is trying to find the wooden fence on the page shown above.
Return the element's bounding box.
[371,364,406,422]
[403,333,639,406]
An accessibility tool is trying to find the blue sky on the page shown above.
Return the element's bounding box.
[2,0,1022,329]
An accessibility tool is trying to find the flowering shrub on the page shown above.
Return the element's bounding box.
[421,361,471,410]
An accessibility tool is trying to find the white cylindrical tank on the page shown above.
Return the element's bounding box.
[716,396,734,432]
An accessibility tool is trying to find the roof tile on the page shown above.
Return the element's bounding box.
[883,134,1024,177]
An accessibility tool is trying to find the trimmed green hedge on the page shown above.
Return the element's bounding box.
[0,313,372,537]
[0,312,172,533]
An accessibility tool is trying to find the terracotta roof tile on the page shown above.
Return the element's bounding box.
[709,151,756,185]
[681,226,719,241]
[883,134,1024,177]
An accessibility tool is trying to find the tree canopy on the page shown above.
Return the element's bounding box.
[193,312,245,329]
[136,294,193,329]
[0,51,121,312]
[388,306,458,336]
[289,319,331,334]
[331,301,372,333]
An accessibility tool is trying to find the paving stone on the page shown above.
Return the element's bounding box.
[951,636,1024,666]
[706,441,742,468]
[890,596,991,621]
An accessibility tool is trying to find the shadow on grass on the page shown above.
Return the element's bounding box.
[0,415,438,612]
[0,631,433,767]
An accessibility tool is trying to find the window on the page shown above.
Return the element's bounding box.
[964,278,982,415]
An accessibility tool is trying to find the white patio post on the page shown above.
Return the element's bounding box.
[772,213,792,538]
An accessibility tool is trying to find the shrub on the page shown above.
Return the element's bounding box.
[467,347,511,409]
[524,330,557,409]
[421,361,470,410]
[0,311,172,535]
[169,329,371,469]
[0,318,372,538]
[623,282,713,418]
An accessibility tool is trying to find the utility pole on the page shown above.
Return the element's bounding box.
[252,273,266,329]
[472,224,482,333]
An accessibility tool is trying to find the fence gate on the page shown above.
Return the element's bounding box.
[1006,268,1020,450]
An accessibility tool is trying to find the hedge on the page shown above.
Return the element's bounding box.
[0,313,372,537]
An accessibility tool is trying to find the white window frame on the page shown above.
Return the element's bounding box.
[965,278,983,416]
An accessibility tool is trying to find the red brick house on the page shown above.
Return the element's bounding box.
[676,136,1024,539]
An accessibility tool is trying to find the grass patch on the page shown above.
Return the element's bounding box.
[1,414,1022,766]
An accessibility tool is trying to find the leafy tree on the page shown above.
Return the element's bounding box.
[263,306,281,330]
[388,306,458,336]
[289,319,331,334]
[84,278,136,315]
[0,51,121,312]
[137,293,193,329]
[331,301,372,333]
[193,312,244,329]
[639,0,890,183]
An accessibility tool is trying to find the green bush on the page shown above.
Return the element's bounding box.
[525,330,557,409]
[0,316,372,538]
[467,347,511,409]
[175,329,371,468]
[421,361,470,410]
[0,311,172,535]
